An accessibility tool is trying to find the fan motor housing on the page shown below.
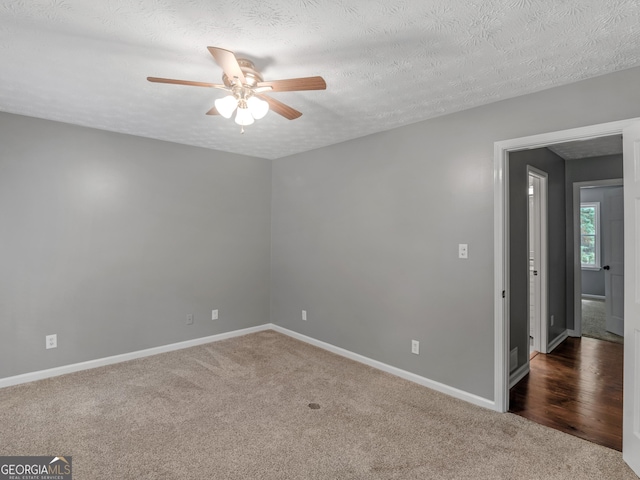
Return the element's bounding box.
[222,59,263,87]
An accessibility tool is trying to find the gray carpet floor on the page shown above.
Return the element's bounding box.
[582,298,624,344]
[0,330,636,479]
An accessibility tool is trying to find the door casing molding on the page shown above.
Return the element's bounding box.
[493,118,640,413]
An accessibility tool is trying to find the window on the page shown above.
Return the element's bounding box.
[580,202,600,269]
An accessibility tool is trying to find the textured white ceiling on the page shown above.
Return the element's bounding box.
[1,1,639,159]
[548,135,623,160]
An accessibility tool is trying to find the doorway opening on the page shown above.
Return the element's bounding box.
[494,119,640,465]
[573,180,625,345]
[493,118,638,413]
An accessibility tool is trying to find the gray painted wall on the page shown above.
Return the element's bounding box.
[0,113,272,378]
[4,66,640,402]
[271,66,640,401]
[508,148,566,372]
[582,268,605,297]
[565,155,623,329]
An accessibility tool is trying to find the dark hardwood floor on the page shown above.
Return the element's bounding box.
[509,336,623,451]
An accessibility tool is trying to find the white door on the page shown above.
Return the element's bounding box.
[529,176,540,352]
[527,167,548,354]
[603,187,624,337]
[623,121,640,476]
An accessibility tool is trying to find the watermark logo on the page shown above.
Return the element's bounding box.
[0,456,72,480]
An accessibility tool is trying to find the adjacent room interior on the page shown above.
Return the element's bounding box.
[507,138,625,451]
[2,1,640,478]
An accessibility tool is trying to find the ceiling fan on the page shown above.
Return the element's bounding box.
[148,46,326,132]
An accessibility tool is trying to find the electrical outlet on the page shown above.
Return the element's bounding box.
[411,339,419,355]
[46,334,57,349]
[458,244,468,259]
[212,309,218,320]
[186,314,194,325]
[302,310,307,321]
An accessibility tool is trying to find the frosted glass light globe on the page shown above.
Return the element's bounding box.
[214,95,237,119]
[247,96,269,120]
[235,106,255,126]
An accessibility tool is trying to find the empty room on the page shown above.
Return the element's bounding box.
[1,1,640,478]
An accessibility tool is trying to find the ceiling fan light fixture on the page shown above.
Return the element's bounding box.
[214,95,237,118]
[148,46,326,130]
[235,105,255,126]
[247,96,269,120]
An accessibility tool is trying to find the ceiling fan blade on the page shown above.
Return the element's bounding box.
[147,77,226,89]
[257,76,326,92]
[258,94,302,120]
[207,47,246,85]
[253,86,273,93]
[206,106,220,116]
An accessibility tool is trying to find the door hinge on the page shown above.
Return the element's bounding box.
[502,290,506,299]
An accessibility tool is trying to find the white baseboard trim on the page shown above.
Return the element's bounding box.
[547,330,569,353]
[2,323,497,413]
[0,324,271,389]
[582,294,605,300]
[270,324,496,411]
[509,363,530,389]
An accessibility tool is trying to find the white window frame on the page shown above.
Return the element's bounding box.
[580,201,601,270]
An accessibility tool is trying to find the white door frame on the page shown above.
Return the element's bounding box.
[622,121,640,475]
[493,117,640,413]
[527,166,548,355]
[570,179,623,338]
